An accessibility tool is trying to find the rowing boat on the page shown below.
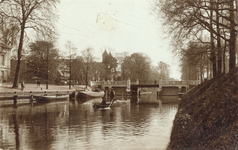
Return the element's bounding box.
[34,95,69,101]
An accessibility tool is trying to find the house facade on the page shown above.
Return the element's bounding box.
[0,43,11,83]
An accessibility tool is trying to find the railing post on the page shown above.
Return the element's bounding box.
[105,90,108,102]
[29,91,33,103]
[157,88,159,100]
[136,79,139,85]
[127,78,131,90]
[13,93,18,108]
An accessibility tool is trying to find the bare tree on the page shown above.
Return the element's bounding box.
[210,0,216,77]
[228,0,236,70]
[216,0,222,75]
[155,0,237,77]
[180,41,210,81]
[64,41,77,89]
[0,15,19,48]
[81,48,96,88]
[0,0,59,88]
[156,61,170,80]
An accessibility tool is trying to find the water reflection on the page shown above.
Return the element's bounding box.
[0,96,177,150]
[13,109,20,150]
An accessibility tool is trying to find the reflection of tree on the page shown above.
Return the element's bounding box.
[99,109,114,137]
[0,98,178,149]
[22,103,69,149]
[67,102,96,143]
[27,107,52,149]
[12,110,20,150]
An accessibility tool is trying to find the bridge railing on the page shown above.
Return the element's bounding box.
[188,80,200,85]
[160,80,199,85]
[91,80,200,86]
[91,81,136,85]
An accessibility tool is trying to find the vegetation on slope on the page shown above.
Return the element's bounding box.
[167,67,238,149]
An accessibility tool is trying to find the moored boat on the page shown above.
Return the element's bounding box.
[77,90,104,98]
[93,103,110,109]
[34,95,69,101]
[93,99,130,109]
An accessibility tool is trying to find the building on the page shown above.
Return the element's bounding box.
[0,42,11,83]
[101,50,119,81]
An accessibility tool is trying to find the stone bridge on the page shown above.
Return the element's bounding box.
[89,79,199,93]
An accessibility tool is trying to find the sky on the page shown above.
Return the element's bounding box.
[56,0,181,80]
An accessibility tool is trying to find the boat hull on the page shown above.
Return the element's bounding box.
[34,95,69,101]
[77,91,104,98]
[93,104,110,109]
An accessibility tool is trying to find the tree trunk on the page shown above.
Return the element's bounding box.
[223,41,227,73]
[12,22,25,88]
[206,57,209,80]
[210,0,216,77]
[69,57,71,89]
[210,60,212,79]
[200,56,203,82]
[216,0,222,75]
[85,65,88,88]
[229,0,236,70]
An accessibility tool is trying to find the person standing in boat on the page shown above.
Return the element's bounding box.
[101,97,106,105]
[111,88,115,101]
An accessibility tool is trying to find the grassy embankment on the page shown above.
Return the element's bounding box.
[167,67,238,149]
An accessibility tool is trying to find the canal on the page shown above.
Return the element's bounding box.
[0,95,178,150]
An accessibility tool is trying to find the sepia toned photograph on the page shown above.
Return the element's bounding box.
[0,0,237,149]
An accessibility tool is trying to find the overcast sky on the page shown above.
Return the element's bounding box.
[56,0,181,80]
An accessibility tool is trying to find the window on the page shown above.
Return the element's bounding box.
[1,55,5,66]
[1,71,4,81]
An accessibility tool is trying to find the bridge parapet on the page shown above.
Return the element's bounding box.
[91,80,199,86]
[90,80,137,86]
[160,80,199,85]
[188,80,200,85]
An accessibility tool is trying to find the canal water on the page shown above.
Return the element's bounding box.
[0,95,178,150]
